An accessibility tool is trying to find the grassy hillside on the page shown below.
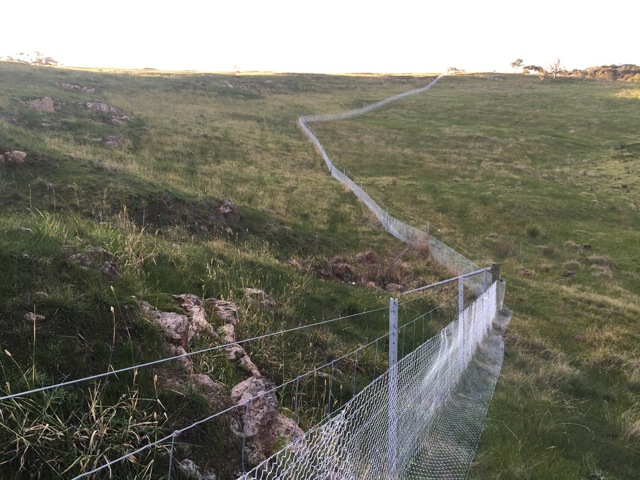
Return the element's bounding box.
[0,62,448,478]
[2,62,638,479]
[311,73,640,479]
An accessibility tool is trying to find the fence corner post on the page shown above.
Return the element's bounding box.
[388,297,399,478]
[490,263,501,284]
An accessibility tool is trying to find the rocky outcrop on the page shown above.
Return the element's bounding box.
[104,135,123,148]
[207,298,261,377]
[231,376,303,465]
[218,199,241,223]
[86,101,129,125]
[24,97,55,112]
[86,101,125,116]
[58,83,95,93]
[1,150,27,164]
[143,293,303,470]
[243,288,276,309]
[67,246,118,281]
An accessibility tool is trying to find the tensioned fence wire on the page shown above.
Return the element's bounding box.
[297,74,485,295]
[240,281,500,479]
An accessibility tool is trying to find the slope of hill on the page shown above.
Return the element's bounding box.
[2,63,638,479]
[0,62,449,478]
[311,73,640,479]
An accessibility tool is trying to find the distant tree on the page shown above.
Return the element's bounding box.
[523,65,547,81]
[511,58,524,71]
[3,51,58,66]
[548,58,564,79]
[447,67,463,73]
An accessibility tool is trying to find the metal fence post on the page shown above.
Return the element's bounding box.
[458,276,464,318]
[388,297,399,478]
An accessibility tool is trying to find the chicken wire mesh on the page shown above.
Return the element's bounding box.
[239,282,500,480]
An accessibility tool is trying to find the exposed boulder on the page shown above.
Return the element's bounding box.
[23,312,46,323]
[207,297,261,377]
[67,246,119,280]
[188,374,228,411]
[332,261,355,281]
[355,250,378,265]
[173,294,217,339]
[3,150,27,164]
[243,288,276,309]
[104,135,123,148]
[141,301,190,347]
[206,299,239,326]
[86,101,125,116]
[231,376,303,465]
[386,283,405,293]
[177,458,217,480]
[24,97,55,112]
[219,199,241,223]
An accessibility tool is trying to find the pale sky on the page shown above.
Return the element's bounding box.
[2,0,638,73]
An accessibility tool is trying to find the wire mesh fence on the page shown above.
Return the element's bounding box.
[240,281,499,479]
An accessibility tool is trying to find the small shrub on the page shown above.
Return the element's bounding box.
[494,237,514,258]
[590,264,614,280]
[526,224,542,238]
[538,262,554,272]
[563,260,581,272]
[540,244,555,257]
[563,240,580,249]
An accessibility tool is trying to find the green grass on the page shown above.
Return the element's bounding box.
[3,62,638,479]
[0,62,449,478]
[310,73,640,479]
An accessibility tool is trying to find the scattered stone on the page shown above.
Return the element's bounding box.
[86,101,125,116]
[17,227,34,235]
[99,261,118,281]
[23,312,46,323]
[332,262,355,281]
[104,135,123,148]
[24,97,55,112]
[58,83,96,93]
[386,283,405,293]
[3,150,27,164]
[177,458,217,480]
[582,244,593,250]
[111,117,128,126]
[68,246,115,269]
[355,250,378,264]
[243,288,276,309]
[219,199,241,223]
[364,281,377,289]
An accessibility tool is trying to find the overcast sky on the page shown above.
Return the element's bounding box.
[2,0,638,73]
